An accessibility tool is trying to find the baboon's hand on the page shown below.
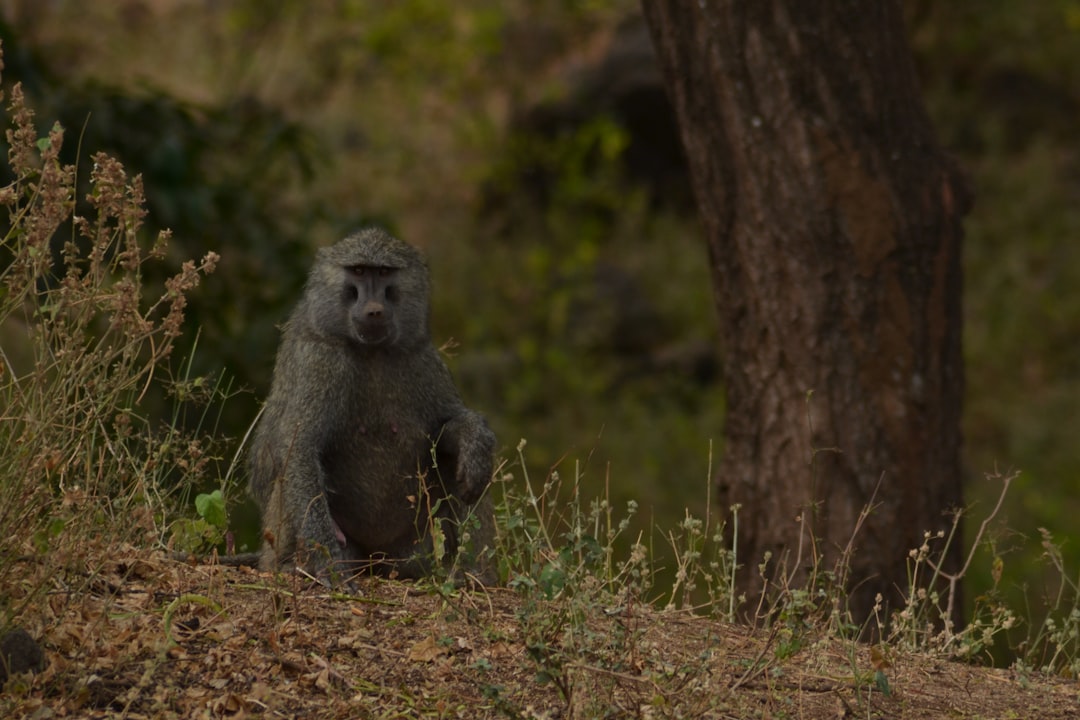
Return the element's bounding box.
[449,412,495,504]
[297,509,355,589]
[298,543,359,593]
[457,453,493,504]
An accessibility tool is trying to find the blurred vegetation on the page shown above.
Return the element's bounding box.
[2,0,1079,653]
[908,0,1080,646]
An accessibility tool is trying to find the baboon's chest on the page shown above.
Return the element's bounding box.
[353,383,439,440]
[327,390,442,477]
[323,406,445,539]
[324,356,450,482]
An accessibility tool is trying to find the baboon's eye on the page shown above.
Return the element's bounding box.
[378,267,393,277]
[348,265,367,276]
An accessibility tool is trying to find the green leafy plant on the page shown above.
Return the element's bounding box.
[169,489,229,554]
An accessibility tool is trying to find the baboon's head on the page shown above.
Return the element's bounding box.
[306,228,431,350]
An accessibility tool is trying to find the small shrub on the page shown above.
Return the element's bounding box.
[0,48,223,631]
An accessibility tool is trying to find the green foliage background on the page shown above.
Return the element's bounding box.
[3,0,1079,627]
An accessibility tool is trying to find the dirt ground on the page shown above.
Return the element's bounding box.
[2,550,1077,719]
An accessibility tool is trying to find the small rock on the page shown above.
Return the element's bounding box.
[0,627,45,684]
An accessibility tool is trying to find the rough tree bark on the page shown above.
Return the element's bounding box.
[641,1,970,622]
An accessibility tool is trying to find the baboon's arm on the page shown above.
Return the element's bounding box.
[440,409,495,503]
[280,423,348,576]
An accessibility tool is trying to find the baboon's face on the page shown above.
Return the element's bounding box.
[308,230,430,350]
[343,265,401,346]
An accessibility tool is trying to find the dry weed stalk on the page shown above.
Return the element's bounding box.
[0,42,220,631]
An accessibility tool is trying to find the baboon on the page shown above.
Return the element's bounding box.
[249,228,496,587]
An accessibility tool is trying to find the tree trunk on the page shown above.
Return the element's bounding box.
[641,1,970,622]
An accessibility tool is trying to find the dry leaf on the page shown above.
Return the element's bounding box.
[408,636,447,663]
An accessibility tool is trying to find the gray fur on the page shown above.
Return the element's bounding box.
[249,228,496,587]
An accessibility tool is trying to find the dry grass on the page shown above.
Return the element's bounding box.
[2,551,1077,719]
